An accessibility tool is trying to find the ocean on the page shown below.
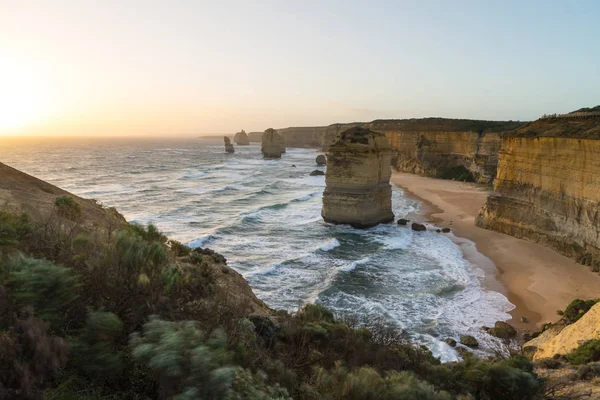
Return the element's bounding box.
[0,137,514,361]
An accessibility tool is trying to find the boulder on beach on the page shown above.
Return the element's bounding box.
[261,128,285,158]
[411,222,426,231]
[310,170,325,176]
[460,335,479,348]
[316,154,327,165]
[445,338,457,347]
[486,321,517,339]
[442,227,451,233]
[234,129,250,145]
[397,218,410,226]
[321,127,394,228]
[224,136,235,153]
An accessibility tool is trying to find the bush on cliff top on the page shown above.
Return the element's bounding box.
[0,210,552,399]
[563,298,599,323]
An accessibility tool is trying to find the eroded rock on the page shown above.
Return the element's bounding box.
[397,218,410,226]
[224,136,235,153]
[310,170,325,176]
[261,128,285,158]
[412,223,426,231]
[321,127,394,228]
[234,129,250,145]
[460,335,479,348]
[316,155,327,165]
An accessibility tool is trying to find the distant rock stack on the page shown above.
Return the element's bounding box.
[321,127,394,228]
[224,136,235,153]
[261,128,285,158]
[234,129,250,145]
[315,155,327,165]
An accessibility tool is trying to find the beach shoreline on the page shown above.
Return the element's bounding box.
[391,172,600,334]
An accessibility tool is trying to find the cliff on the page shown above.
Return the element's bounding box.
[277,123,363,150]
[524,302,600,360]
[261,128,286,158]
[366,118,524,184]
[322,127,394,228]
[476,117,600,270]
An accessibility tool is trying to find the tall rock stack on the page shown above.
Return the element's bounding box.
[261,128,285,158]
[224,136,235,153]
[322,127,394,228]
[234,129,250,145]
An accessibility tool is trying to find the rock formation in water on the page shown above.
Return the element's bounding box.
[476,113,600,270]
[366,119,524,184]
[261,128,285,158]
[224,136,235,153]
[309,170,325,176]
[321,127,394,228]
[234,129,250,145]
[315,155,326,165]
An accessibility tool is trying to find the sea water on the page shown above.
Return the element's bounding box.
[0,137,514,361]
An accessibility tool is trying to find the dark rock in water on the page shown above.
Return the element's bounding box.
[521,316,529,323]
[397,218,409,225]
[310,170,325,176]
[445,338,457,347]
[460,335,479,348]
[436,229,441,233]
[442,227,451,233]
[486,321,517,339]
[456,346,472,358]
[291,165,296,168]
[316,154,327,165]
[411,222,426,231]
[224,136,235,153]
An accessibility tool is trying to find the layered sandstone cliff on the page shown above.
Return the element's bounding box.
[322,127,394,228]
[366,119,523,184]
[261,128,285,158]
[476,116,600,270]
[224,136,235,153]
[233,129,250,145]
[277,123,363,150]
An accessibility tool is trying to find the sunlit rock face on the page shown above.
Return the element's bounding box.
[476,117,600,269]
[224,136,235,153]
[261,128,285,158]
[234,129,250,145]
[322,127,394,228]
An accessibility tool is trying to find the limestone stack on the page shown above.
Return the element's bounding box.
[261,128,285,158]
[322,127,394,228]
[224,136,235,153]
[476,115,600,269]
[234,129,250,145]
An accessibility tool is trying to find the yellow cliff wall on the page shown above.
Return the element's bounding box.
[477,118,600,269]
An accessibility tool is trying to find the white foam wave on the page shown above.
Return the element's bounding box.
[319,238,341,252]
[339,257,371,272]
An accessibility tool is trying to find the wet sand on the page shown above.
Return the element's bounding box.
[391,172,600,332]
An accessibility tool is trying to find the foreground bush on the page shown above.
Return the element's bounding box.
[565,340,600,365]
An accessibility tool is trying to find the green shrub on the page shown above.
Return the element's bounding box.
[169,240,191,257]
[563,298,599,323]
[70,311,124,381]
[55,195,82,220]
[435,166,475,182]
[565,340,600,365]
[4,256,80,326]
[0,210,31,248]
[127,223,167,243]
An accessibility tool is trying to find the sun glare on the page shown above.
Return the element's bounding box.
[0,60,53,135]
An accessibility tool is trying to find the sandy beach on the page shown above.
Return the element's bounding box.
[391,172,600,332]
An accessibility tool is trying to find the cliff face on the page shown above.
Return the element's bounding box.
[322,127,394,228]
[366,119,523,184]
[476,117,600,269]
[261,128,286,158]
[277,123,363,151]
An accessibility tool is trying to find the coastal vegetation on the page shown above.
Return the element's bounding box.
[1,193,598,400]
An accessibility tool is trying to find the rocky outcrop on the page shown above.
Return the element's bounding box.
[277,123,363,150]
[524,302,600,360]
[261,128,285,158]
[316,155,326,165]
[321,127,394,228]
[233,130,249,145]
[476,116,600,270]
[224,136,235,153]
[309,170,325,176]
[366,119,524,184]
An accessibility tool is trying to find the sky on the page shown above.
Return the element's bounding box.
[1,0,599,137]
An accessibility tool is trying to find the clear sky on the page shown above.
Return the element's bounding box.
[1,0,599,137]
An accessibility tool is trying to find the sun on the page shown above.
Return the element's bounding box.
[0,60,53,135]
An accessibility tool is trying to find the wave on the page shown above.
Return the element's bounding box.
[339,257,371,272]
[319,238,341,252]
[187,234,217,248]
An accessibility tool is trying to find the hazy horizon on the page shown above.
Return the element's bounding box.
[2,0,599,137]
